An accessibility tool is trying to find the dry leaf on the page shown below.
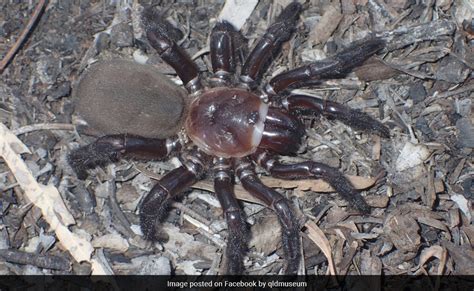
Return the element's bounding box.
[92,233,130,252]
[308,2,343,45]
[305,221,336,275]
[383,209,421,253]
[218,0,258,30]
[416,245,447,275]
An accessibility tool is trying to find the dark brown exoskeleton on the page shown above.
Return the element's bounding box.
[69,3,389,275]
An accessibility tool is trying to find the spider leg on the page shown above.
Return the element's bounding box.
[142,9,202,93]
[259,108,305,155]
[139,149,207,241]
[214,158,247,274]
[236,158,300,275]
[68,134,180,180]
[210,21,237,85]
[240,2,302,86]
[281,94,390,137]
[254,150,371,213]
[265,38,385,95]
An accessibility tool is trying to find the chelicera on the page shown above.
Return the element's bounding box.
[69,3,389,274]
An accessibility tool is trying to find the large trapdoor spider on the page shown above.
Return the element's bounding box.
[69,3,389,274]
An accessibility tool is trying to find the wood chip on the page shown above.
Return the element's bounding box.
[218,0,259,30]
[416,245,447,275]
[0,123,109,275]
[308,2,343,45]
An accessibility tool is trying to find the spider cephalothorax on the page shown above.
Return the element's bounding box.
[69,3,389,274]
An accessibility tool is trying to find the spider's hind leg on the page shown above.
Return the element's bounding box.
[68,134,177,180]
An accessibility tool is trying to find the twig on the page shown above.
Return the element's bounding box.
[0,0,48,73]
[0,123,109,275]
[377,20,456,52]
[107,179,136,239]
[12,123,75,136]
[172,201,211,227]
[0,249,70,271]
[424,83,474,105]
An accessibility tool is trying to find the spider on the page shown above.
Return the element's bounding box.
[69,3,390,275]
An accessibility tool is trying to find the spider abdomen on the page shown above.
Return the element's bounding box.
[185,88,269,158]
[74,60,188,138]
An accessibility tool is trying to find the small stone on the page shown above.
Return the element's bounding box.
[96,32,110,53]
[36,56,60,85]
[435,56,470,83]
[132,255,171,275]
[415,117,433,137]
[47,81,71,100]
[408,82,426,103]
[110,22,134,48]
[92,233,130,252]
[462,177,472,199]
[395,142,431,171]
[456,118,474,148]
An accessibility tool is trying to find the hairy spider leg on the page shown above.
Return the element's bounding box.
[210,21,237,85]
[240,2,303,86]
[68,134,180,180]
[143,9,202,93]
[236,158,301,275]
[265,38,385,95]
[139,148,207,241]
[213,158,248,274]
[254,150,371,214]
[282,94,390,137]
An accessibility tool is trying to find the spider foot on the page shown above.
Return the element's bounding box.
[139,160,201,242]
[268,37,385,94]
[256,155,372,214]
[321,167,371,213]
[280,214,301,274]
[139,212,170,242]
[139,182,174,242]
[273,199,301,275]
[331,38,385,75]
[141,8,182,44]
[284,95,390,138]
[336,107,390,138]
[224,209,248,274]
[68,138,122,180]
[237,160,302,275]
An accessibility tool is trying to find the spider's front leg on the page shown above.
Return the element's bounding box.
[254,150,371,213]
[68,134,180,180]
[210,21,237,85]
[213,158,247,274]
[142,9,202,93]
[236,158,301,275]
[139,149,207,241]
[240,2,302,85]
[265,38,385,95]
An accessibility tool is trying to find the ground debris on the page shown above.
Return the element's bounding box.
[0,0,472,277]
